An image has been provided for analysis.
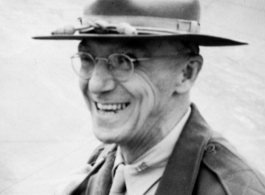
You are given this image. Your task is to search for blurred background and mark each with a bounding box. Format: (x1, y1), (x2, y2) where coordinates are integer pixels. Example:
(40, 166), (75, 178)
(0, 0), (265, 194)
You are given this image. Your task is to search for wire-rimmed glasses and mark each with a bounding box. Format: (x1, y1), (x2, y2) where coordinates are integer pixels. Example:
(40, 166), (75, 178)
(71, 52), (149, 81)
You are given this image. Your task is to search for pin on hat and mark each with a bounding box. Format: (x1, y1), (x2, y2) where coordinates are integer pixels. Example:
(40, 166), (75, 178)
(33, 0), (247, 46)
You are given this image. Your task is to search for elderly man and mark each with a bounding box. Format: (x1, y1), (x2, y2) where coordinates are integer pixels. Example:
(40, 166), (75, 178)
(34, 0), (265, 194)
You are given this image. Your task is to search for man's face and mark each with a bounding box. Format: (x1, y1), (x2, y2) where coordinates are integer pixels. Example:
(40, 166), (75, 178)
(79, 40), (185, 145)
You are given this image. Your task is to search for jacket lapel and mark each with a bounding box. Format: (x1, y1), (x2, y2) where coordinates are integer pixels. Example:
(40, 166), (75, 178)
(155, 104), (212, 195)
(71, 144), (117, 195)
(86, 144), (118, 195)
(85, 150), (116, 195)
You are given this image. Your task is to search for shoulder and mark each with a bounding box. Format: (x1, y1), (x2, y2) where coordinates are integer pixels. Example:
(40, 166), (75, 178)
(197, 135), (265, 195)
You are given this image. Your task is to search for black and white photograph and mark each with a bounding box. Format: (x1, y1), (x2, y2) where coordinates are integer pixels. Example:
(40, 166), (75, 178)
(1, 0), (265, 194)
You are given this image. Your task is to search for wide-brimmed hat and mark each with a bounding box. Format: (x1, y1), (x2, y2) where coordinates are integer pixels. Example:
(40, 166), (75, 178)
(33, 0), (247, 46)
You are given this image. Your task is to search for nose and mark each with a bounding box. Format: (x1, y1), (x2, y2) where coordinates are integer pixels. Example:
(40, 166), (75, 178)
(88, 60), (117, 94)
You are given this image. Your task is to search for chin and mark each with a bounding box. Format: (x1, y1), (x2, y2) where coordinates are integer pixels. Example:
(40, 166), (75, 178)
(93, 124), (120, 144)
(92, 122), (134, 145)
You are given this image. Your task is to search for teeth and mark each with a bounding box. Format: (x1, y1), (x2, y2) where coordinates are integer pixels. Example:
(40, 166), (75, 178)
(96, 103), (129, 112)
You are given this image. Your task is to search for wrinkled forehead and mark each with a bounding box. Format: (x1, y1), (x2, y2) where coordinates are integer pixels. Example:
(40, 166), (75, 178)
(78, 39), (195, 56)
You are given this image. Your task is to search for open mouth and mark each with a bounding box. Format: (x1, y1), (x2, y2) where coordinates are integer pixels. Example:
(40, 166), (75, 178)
(95, 102), (130, 113)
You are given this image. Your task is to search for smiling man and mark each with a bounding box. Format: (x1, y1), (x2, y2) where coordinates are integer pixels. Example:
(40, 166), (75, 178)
(77, 39), (199, 165)
(34, 0), (265, 194)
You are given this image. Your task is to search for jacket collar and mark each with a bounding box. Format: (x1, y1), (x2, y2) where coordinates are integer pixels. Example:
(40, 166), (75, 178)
(155, 103), (212, 195)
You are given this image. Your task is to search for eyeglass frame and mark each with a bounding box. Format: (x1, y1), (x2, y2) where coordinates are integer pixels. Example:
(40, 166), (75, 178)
(71, 51), (190, 81)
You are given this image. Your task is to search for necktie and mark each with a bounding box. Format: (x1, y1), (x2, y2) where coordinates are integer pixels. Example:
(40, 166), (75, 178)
(109, 163), (126, 195)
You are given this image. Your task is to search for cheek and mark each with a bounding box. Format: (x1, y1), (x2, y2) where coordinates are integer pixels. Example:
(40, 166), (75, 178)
(79, 79), (93, 110)
(124, 74), (166, 139)
(129, 72), (158, 116)
(79, 78), (88, 94)
(150, 66), (178, 97)
(130, 71), (155, 99)
(140, 70), (176, 115)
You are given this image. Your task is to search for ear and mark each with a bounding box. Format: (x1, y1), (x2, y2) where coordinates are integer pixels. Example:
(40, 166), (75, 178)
(175, 55), (203, 94)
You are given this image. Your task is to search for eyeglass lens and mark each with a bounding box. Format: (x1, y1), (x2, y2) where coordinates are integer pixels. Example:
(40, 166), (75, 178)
(71, 53), (133, 81)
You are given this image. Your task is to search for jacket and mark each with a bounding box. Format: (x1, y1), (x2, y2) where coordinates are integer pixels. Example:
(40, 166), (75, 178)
(72, 104), (265, 195)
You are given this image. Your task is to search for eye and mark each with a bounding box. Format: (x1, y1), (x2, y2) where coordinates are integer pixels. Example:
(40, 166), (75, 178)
(80, 53), (92, 61)
(109, 54), (131, 71)
(71, 53), (95, 79)
(79, 53), (93, 67)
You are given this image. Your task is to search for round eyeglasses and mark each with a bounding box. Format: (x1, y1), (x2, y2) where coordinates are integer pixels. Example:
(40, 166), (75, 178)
(71, 52), (149, 81)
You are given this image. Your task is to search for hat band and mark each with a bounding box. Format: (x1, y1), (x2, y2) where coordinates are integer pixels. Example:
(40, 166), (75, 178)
(82, 15), (200, 34)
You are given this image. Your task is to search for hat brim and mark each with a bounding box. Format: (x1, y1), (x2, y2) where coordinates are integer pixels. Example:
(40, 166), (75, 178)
(32, 34), (247, 47)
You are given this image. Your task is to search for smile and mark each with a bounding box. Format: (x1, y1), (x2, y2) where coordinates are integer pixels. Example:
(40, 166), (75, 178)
(95, 102), (130, 113)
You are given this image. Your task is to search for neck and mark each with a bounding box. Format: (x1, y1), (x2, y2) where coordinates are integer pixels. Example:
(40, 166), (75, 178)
(119, 95), (190, 164)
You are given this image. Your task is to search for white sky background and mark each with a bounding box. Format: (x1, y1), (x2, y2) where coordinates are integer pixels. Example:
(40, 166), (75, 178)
(0, 0), (265, 194)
